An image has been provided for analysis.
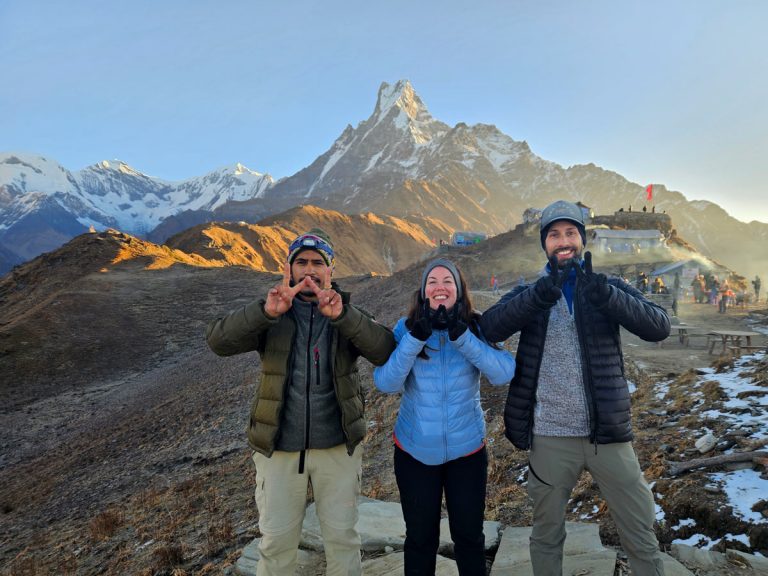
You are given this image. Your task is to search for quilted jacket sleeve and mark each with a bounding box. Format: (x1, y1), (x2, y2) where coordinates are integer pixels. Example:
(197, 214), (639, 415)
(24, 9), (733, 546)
(452, 329), (516, 385)
(331, 304), (396, 366)
(206, 299), (278, 356)
(477, 285), (548, 343)
(373, 319), (424, 393)
(599, 279), (670, 342)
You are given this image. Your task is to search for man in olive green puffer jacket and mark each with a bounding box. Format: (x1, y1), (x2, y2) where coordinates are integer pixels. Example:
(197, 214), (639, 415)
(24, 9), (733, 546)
(206, 228), (394, 576)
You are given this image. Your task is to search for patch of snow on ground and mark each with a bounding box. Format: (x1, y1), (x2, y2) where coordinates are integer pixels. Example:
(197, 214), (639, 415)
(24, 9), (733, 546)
(674, 533), (715, 548)
(672, 518), (697, 530)
(657, 350), (767, 551)
(697, 354), (767, 440)
(709, 468), (768, 524)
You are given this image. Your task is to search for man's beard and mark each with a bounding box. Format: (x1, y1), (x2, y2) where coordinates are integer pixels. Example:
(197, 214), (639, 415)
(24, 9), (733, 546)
(547, 248), (583, 269)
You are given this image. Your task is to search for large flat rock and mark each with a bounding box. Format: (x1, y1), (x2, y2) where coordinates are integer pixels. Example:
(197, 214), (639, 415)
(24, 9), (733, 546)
(301, 496), (501, 553)
(235, 538), (321, 576)
(235, 504), (696, 576)
(672, 544), (768, 574)
(490, 523), (694, 576)
(301, 497), (406, 552)
(362, 551), (458, 575)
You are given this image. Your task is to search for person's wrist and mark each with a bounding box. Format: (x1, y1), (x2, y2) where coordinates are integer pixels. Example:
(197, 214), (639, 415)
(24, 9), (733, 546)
(262, 303), (278, 320)
(330, 305), (346, 322)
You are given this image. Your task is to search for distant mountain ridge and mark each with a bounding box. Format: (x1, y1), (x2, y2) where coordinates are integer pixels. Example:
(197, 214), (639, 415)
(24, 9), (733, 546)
(0, 155), (272, 263)
(2, 80), (767, 278)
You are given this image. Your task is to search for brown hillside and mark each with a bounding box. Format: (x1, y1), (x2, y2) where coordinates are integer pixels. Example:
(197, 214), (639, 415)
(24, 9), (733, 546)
(168, 221), (297, 271)
(0, 230), (217, 409)
(168, 205), (448, 276)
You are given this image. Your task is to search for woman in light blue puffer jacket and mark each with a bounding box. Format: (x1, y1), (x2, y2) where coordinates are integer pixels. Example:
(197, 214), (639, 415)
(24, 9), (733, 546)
(374, 258), (515, 576)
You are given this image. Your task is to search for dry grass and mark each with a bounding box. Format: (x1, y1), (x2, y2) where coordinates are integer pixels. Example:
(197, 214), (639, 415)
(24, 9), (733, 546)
(666, 387), (696, 413)
(679, 414), (700, 429)
(701, 380), (726, 402)
(88, 507), (124, 541)
(5, 547), (78, 576)
(664, 369), (706, 414)
(152, 543), (186, 572)
(205, 516), (234, 558)
(712, 354), (736, 373)
(676, 369), (699, 387)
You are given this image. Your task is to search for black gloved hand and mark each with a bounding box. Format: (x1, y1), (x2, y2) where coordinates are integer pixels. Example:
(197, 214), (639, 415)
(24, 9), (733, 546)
(533, 256), (566, 306)
(447, 302), (468, 341)
(577, 252), (611, 305)
(431, 304), (450, 330)
(410, 298), (433, 341)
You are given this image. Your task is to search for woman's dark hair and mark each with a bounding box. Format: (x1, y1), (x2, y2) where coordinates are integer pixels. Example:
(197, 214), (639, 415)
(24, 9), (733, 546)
(405, 264), (500, 358)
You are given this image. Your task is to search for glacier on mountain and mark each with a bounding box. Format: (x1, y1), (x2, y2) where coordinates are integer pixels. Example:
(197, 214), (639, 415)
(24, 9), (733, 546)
(0, 152), (273, 236)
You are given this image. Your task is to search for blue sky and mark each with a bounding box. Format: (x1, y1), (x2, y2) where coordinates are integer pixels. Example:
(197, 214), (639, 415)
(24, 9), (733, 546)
(1, 1), (766, 223)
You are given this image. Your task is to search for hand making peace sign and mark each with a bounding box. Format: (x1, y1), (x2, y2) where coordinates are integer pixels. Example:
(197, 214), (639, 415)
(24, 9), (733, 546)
(574, 251), (611, 305)
(264, 262), (306, 318)
(532, 255), (569, 306)
(304, 267), (344, 319)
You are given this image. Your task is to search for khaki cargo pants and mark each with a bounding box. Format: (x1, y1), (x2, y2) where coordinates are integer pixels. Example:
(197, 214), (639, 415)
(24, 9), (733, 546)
(528, 436), (665, 576)
(252, 444), (362, 576)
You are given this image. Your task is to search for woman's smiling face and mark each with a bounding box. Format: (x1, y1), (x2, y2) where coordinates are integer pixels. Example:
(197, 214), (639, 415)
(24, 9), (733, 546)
(424, 266), (457, 310)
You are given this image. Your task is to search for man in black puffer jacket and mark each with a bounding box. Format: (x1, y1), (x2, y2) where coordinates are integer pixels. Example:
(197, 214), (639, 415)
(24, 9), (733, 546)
(479, 200), (669, 576)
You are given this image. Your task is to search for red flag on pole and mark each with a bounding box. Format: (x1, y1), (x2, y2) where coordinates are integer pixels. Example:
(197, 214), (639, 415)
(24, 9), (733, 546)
(645, 184), (653, 201)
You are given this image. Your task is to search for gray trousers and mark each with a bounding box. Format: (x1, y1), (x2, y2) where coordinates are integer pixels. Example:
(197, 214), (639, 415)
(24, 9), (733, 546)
(527, 436), (665, 576)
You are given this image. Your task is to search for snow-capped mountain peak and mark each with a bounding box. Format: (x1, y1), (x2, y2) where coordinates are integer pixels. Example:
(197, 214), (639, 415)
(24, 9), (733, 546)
(371, 80), (446, 144)
(0, 152), (73, 197)
(0, 152), (274, 239)
(374, 80), (423, 120)
(233, 162), (262, 176)
(93, 159), (145, 178)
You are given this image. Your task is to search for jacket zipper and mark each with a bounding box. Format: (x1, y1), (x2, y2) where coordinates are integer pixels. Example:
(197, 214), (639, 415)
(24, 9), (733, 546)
(314, 347), (320, 386)
(298, 305), (315, 474)
(304, 305), (315, 450)
(440, 332), (448, 462)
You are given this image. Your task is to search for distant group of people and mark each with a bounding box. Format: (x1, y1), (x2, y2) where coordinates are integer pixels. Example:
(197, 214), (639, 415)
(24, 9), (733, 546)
(617, 204), (665, 214)
(689, 273), (743, 313)
(634, 272), (671, 295)
(207, 200), (672, 576)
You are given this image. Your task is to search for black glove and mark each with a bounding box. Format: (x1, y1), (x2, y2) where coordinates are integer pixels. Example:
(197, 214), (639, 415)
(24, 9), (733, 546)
(577, 252), (611, 305)
(533, 256), (566, 306)
(447, 303), (468, 341)
(431, 304), (450, 330)
(410, 298), (433, 341)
